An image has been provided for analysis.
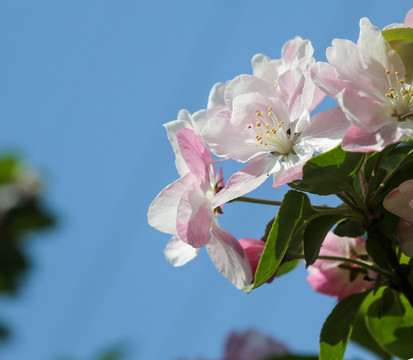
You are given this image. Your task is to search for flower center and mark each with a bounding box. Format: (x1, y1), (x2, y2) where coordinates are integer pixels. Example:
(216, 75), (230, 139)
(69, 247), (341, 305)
(385, 69), (413, 121)
(247, 107), (297, 157)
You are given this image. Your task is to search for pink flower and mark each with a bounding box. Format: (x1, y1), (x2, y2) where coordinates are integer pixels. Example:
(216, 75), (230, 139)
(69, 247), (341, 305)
(311, 17), (413, 152)
(383, 179), (413, 256)
(224, 330), (288, 360)
(203, 73), (348, 207)
(307, 232), (374, 300)
(239, 238), (275, 283)
(148, 128), (252, 289)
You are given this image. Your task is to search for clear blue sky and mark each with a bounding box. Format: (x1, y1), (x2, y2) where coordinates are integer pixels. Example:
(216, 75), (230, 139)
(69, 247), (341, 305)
(0, 1), (411, 359)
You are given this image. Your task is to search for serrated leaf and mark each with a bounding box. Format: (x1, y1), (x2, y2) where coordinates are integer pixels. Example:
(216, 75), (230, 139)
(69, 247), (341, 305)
(320, 291), (371, 359)
(366, 289), (413, 359)
(243, 190), (315, 293)
(304, 214), (345, 266)
(289, 145), (364, 195)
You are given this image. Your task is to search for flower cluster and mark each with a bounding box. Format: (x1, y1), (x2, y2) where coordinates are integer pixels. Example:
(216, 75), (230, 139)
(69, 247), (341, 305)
(149, 8), (413, 359)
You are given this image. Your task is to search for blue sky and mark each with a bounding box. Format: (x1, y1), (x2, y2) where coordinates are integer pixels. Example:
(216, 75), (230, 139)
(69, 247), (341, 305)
(0, 1), (411, 359)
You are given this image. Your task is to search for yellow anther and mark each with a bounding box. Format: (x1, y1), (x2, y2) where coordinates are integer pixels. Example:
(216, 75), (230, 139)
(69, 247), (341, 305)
(398, 80), (404, 84)
(271, 129), (276, 134)
(265, 130), (270, 134)
(259, 141), (263, 144)
(386, 69), (390, 74)
(256, 111), (261, 116)
(256, 135), (262, 140)
(268, 112), (272, 117)
(404, 74), (408, 78)
(386, 93), (392, 97)
(268, 106), (272, 111)
(265, 123), (269, 128)
(256, 121), (261, 127)
(248, 125), (252, 129)
(395, 71), (400, 75)
(390, 87), (395, 91)
(274, 80), (277, 87)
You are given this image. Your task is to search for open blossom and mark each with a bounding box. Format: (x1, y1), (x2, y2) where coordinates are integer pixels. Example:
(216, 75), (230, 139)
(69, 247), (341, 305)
(383, 179), (413, 256)
(311, 16), (413, 152)
(203, 71), (348, 207)
(194, 37), (324, 132)
(148, 127), (252, 289)
(307, 232), (374, 300)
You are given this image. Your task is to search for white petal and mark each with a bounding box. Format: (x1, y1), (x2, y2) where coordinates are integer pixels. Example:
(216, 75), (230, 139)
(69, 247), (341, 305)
(211, 157), (279, 208)
(164, 236), (199, 267)
(147, 173), (195, 234)
(206, 226), (253, 289)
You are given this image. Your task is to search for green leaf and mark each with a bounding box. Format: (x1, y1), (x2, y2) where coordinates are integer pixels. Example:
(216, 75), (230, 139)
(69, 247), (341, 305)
(304, 214), (345, 266)
(275, 259), (301, 277)
(243, 190), (315, 293)
(366, 289), (413, 359)
(333, 219), (365, 237)
(289, 145), (364, 195)
(383, 28), (413, 76)
(351, 291), (392, 360)
(320, 291), (371, 360)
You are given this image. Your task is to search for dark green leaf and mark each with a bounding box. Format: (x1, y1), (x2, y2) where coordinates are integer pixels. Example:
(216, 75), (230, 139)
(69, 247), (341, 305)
(275, 259), (301, 277)
(333, 219), (365, 237)
(0, 156), (18, 185)
(366, 236), (390, 270)
(304, 214), (345, 266)
(366, 289), (413, 359)
(243, 190), (315, 293)
(351, 290), (392, 360)
(320, 290), (370, 359)
(289, 145), (364, 195)
(261, 217), (275, 242)
(378, 287), (396, 318)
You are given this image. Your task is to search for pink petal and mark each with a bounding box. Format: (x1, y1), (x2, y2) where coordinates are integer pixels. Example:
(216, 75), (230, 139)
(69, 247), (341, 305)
(176, 128), (213, 180)
(147, 173), (195, 234)
(224, 74), (275, 105)
(397, 219), (413, 257)
(311, 62), (354, 97)
(405, 8), (413, 28)
(300, 107), (350, 152)
(342, 123), (400, 152)
(273, 160), (305, 188)
(338, 88), (388, 131)
(176, 183), (213, 248)
(384, 181), (413, 223)
(206, 226), (253, 289)
(211, 157), (279, 208)
(164, 236), (199, 267)
(239, 238), (275, 284)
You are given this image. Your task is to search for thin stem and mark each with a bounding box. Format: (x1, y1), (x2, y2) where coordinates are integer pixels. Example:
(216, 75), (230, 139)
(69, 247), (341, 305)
(336, 192), (359, 211)
(347, 185), (370, 216)
(365, 151), (384, 203)
(230, 196), (334, 210)
(288, 252), (394, 278)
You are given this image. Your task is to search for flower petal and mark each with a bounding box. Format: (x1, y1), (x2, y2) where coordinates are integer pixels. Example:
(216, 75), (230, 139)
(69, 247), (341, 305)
(397, 219), (413, 257)
(148, 173), (195, 234)
(176, 128), (213, 180)
(405, 8), (413, 28)
(176, 182), (213, 248)
(300, 107), (350, 152)
(211, 157), (279, 208)
(206, 226), (253, 289)
(164, 236), (200, 267)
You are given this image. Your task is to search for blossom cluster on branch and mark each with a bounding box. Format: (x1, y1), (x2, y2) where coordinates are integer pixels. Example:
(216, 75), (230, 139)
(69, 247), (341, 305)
(149, 8), (413, 359)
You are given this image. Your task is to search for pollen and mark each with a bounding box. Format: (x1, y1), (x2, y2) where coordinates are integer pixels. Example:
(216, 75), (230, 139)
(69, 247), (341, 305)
(256, 121), (261, 127)
(248, 125), (252, 129)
